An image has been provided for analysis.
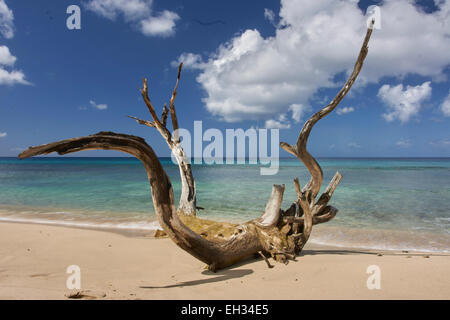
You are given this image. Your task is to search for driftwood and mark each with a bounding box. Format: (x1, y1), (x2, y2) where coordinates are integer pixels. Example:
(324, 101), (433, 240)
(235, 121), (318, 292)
(128, 63), (197, 215)
(19, 23), (374, 271)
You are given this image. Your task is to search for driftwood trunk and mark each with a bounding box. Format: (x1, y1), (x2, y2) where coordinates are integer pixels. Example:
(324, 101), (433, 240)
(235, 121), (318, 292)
(19, 23), (374, 271)
(128, 64), (197, 215)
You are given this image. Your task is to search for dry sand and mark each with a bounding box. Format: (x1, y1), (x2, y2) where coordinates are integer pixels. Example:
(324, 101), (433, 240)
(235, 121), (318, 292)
(0, 222), (449, 300)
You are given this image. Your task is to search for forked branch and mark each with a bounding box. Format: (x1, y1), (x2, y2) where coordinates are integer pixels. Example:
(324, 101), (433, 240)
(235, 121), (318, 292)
(129, 63), (197, 215)
(276, 23), (374, 255)
(281, 23), (374, 201)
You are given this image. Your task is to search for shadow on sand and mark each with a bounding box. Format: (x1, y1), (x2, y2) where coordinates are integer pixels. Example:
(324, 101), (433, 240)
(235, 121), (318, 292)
(140, 268), (253, 289)
(139, 248), (447, 289)
(139, 249), (378, 289)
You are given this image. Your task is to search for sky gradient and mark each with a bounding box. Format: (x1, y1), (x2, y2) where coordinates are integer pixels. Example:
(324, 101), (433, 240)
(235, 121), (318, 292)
(0, 0), (449, 157)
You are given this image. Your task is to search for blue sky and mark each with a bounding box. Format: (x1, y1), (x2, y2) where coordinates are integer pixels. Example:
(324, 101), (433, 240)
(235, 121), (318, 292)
(0, 0), (449, 157)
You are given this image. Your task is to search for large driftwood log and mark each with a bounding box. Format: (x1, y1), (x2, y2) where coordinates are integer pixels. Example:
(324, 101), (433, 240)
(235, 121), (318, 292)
(19, 23), (374, 271)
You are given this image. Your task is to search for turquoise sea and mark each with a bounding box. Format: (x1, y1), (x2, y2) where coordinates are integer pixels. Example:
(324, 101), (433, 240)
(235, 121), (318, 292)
(0, 157), (449, 253)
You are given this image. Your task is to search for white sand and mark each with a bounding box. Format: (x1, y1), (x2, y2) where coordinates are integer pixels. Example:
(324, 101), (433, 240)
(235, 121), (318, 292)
(0, 222), (449, 299)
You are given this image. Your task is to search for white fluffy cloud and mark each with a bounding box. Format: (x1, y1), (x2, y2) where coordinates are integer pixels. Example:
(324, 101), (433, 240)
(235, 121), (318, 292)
(85, 0), (151, 21)
(336, 107), (355, 115)
(0, 132), (7, 138)
(0, 3), (28, 86)
(0, 46), (28, 86)
(85, 0), (179, 37)
(0, 68), (28, 85)
(0, 45), (15, 65)
(0, 0), (14, 39)
(441, 91), (450, 117)
(140, 10), (179, 37)
(176, 0), (450, 123)
(265, 114), (291, 129)
(378, 81), (432, 123)
(90, 100), (108, 110)
(172, 53), (204, 70)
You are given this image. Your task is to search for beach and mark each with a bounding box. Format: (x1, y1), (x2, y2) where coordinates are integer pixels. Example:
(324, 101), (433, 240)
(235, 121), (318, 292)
(2, 0), (450, 303)
(1, 221), (449, 300)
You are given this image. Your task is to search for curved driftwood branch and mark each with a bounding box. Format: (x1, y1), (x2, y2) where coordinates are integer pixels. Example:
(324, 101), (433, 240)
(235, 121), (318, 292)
(276, 24), (374, 257)
(281, 24), (373, 201)
(18, 132), (265, 271)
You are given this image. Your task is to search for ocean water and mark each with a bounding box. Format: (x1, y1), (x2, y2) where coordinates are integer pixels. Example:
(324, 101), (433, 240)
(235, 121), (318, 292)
(0, 157), (449, 253)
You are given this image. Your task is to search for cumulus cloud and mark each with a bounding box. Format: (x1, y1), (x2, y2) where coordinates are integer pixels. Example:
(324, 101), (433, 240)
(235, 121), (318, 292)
(84, 0), (179, 37)
(140, 10), (179, 37)
(0, 45), (15, 65)
(0, 4), (28, 86)
(0, 68), (28, 85)
(336, 106), (355, 115)
(441, 91), (450, 117)
(265, 114), (291, 129)
(0, 46), (29, 85)
(90, 100), (108, 110)
(0, 0), (14, 39)
(378, 81), (432, 123)
(0, 132), (7, 138)
(84, 0), (151, 21)
(175, 0), (450, 123)
(171, 53), (204, 69)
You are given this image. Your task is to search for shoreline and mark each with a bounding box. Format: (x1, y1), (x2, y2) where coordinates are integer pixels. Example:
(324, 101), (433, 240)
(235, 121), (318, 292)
(0, 219), (156, 238)
(2, 219), (449, 255)
(1, 221), (449, 299)
(1, 209), (449, 254)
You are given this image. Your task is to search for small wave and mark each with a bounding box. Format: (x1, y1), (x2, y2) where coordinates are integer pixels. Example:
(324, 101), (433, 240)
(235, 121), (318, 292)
(309, 226), (450, 253)
(0, 215), (162, 231)
(309, 238), (450, 253)
(0, 206), (449, 253)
